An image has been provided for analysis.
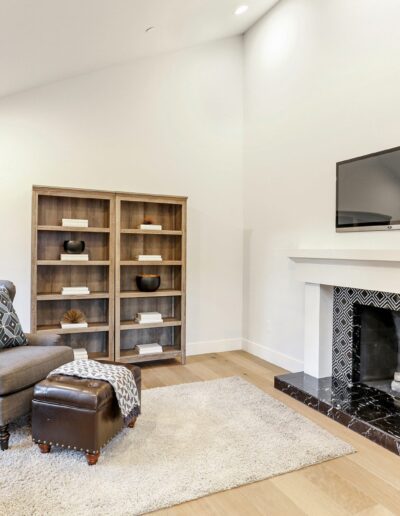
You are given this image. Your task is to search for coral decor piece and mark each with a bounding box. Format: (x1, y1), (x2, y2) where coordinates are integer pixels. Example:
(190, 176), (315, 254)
(61, 309), (87, 325)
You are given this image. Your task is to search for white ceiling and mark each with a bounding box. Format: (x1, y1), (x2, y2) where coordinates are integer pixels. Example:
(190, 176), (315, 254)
(0, 0), (278, 98)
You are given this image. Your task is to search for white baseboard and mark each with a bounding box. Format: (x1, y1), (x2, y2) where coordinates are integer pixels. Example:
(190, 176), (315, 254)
(187, 338), (243, 356)
(186, 337), (303, 372)
(242, 338), (303, 372)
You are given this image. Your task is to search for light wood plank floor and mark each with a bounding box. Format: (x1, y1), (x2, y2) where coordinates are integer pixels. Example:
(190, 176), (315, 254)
(141, 351), (400, 516)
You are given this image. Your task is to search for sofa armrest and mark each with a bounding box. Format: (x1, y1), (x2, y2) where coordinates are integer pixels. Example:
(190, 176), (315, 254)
(26, 333), (63, 347)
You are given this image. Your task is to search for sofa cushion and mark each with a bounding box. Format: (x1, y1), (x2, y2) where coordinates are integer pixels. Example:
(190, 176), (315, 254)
(0, 286), (27, 349)
(0, 345), (74, 396)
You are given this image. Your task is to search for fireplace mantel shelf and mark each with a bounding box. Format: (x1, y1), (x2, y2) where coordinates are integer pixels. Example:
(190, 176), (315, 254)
(288, 249), (400, 293)
(289, 249), (400, 263)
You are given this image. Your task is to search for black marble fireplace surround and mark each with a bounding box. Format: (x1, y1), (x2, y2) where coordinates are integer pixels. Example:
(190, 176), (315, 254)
(275, 287), (400, 455)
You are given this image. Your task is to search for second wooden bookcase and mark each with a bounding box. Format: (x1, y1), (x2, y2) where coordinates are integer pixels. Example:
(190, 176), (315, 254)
(115, 193), (187, 364)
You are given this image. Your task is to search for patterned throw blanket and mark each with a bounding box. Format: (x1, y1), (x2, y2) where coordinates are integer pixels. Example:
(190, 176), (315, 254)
(48, 360), (140, 424)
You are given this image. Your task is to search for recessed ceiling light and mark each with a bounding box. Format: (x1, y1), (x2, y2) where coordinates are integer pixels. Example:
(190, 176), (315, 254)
(234, 5), (249, 15)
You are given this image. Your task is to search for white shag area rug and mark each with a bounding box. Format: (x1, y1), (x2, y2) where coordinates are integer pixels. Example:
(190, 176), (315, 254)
(0, 377), (354, 516)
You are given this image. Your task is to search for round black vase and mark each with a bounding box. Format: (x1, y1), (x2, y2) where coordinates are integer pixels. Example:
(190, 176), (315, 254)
(136, 275), (161, 292)
(63, 240), (85, 254)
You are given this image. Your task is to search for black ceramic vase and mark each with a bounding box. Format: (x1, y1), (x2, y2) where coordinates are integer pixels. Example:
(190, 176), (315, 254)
(136, 274), (161, 292)
(63, 240), (85, 254)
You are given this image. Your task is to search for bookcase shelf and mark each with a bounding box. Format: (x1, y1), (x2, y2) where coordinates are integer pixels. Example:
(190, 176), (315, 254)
(37, 292), (110, 301)
(37, 260), (111, 266)
(38, 225), (110, 233)
(120, 318), (182, 331)
(118, 347), (181, 363)
(119, 289), (182, 299)
(120, 260), (182, 266)
(120, 229), (182, 236)
(37, 323), (110, 335)
(32, 187), (186, 364)
(32, 186), (115, 361)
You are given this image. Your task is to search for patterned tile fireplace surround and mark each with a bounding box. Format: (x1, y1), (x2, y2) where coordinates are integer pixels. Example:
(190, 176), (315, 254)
(276, 252), (400, 455)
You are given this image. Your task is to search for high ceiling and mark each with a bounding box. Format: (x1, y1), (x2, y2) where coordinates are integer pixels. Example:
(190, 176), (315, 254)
(0, 0), (278, 98)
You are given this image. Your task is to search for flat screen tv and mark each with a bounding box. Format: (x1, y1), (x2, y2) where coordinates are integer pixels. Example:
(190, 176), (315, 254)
(336, 145), (400, 232)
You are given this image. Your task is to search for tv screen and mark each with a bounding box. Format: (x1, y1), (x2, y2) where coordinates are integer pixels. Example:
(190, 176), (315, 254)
(336, 146), (400, 232)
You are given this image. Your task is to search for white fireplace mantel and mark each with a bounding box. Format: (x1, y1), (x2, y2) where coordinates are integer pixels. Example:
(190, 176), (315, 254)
(289, 249), (400, 294)
(288, 249), (400, 379)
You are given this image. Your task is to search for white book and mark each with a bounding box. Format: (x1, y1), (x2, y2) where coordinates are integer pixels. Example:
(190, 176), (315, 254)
(61, 292), (90, 296)
(61, 290), (90, 294)
(135, 318), (163, 325)
(136, 343), (163, 355)
(139, 224), (162, 231)
(61, 288), (89, 291)
(61, 288), (90, 295)
(62, 218), (89, 227)
(136, 312), (163, 324)
(136, 255), (162, 261)
(60, 322), (88, 329)
(61, 287), (89, 294)
(62, 223), (89, 228)
(60, 254), (89, 261)
(73, 348), (88, 360)
(136, 312), (163, 320)
(62, 285), (89, 290)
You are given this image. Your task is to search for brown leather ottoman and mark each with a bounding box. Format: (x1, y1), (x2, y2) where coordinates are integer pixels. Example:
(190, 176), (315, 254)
(31, 362), (141, 465)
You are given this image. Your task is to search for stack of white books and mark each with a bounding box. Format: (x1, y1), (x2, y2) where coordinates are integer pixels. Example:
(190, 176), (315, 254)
(61, 286), (90, 296)
(60, 254), (89, 261)
(136, 343), (163, 355)
(136, 254), (162, 262)
(73, 348), (89, 360)
(61, 321), (89, 329)
(135, 312), (163, 324)
(62, 218), (89, 228)
(138, 223), (162, 231)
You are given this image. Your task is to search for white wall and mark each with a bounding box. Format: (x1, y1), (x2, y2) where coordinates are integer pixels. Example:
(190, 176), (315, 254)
(0, 37), (244, 352)
(243, 0), (400, 370)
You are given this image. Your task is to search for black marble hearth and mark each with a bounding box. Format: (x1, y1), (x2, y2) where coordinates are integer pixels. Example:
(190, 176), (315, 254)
(274, 372), (400, 456)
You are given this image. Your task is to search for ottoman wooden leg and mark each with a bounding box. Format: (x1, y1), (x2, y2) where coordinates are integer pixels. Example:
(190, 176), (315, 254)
(86, 452), (100, 466)
(128, 417), (137, 428)
(0, 425), (10, 451)
(38, 443), (51, 454)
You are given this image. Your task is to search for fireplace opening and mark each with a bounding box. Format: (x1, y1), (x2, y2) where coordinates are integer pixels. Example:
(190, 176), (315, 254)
(353, 304), (400, 396)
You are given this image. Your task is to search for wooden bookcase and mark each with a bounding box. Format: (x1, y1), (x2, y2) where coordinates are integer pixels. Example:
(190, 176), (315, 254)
(115, 193), (187, 364)
(31, 187), (187, 364)
(31, 186), (115, 361)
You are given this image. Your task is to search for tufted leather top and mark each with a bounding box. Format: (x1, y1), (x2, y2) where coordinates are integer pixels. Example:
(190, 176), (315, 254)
(33, 362), (141, 411)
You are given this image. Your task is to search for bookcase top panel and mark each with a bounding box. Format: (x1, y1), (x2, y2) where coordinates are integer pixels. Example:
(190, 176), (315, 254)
(33, 185), (187, 203)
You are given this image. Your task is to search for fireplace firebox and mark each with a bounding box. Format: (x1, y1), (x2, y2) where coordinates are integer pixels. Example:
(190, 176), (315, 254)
(353, 304), (400, 393)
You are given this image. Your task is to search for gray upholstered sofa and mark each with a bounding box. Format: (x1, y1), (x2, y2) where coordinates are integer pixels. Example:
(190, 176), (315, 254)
(0, 280), (73, 450)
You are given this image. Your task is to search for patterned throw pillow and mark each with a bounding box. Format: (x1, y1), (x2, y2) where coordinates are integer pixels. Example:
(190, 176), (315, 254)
(0, 286), (27, 349)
